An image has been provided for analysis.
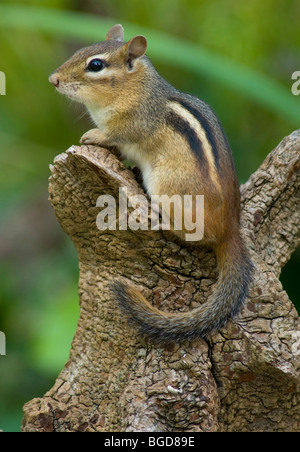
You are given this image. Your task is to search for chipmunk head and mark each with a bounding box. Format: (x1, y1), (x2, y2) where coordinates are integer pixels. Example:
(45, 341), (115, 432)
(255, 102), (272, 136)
(49, 25), (148, 110)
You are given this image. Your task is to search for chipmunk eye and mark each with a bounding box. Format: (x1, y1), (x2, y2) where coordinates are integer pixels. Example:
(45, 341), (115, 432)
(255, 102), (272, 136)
(86, 59), (105, 72)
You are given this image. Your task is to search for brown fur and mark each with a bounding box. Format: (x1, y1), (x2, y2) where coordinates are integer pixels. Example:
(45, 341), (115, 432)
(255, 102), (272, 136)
(49, 25), (253, 341)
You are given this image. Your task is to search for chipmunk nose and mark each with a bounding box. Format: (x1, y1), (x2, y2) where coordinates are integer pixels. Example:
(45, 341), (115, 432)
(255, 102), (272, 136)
(49, 73), (60, 88)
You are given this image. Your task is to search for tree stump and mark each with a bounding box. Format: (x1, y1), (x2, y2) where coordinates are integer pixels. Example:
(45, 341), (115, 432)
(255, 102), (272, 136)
(22, 130), (300, 432)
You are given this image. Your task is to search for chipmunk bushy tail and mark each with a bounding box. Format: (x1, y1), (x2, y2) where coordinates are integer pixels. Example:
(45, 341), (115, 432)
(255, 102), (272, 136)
(111, 237), (253, 341)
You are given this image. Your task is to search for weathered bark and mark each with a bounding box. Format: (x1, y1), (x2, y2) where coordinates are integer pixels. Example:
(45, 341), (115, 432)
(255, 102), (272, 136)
(22, 130), (300, 432)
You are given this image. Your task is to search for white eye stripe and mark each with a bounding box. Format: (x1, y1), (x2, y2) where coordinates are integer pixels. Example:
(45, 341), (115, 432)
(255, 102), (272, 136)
(85, 67), (119, 78)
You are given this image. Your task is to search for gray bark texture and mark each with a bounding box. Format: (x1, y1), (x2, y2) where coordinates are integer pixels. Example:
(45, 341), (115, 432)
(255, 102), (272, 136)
(22, 129), (300, 432)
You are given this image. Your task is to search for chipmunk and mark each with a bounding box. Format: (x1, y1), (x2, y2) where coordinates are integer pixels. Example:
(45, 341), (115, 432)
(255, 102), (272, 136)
(49, 24), (253, 341)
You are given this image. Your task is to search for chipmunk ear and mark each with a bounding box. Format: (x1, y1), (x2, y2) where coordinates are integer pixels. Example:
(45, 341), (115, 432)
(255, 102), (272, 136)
(105, 24), (124, 42)
(125, 36), (147, 69)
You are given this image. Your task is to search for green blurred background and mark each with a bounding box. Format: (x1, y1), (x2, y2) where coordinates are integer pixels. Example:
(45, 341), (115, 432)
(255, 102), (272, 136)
(0, 0), (299, 432)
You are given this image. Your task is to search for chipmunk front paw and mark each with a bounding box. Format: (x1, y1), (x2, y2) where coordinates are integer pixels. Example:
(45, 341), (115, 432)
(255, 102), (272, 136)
(80, 128), (109, 147)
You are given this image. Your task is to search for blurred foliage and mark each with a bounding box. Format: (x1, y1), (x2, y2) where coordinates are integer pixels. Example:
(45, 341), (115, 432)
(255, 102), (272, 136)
(0, 0), (299, 432)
